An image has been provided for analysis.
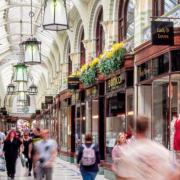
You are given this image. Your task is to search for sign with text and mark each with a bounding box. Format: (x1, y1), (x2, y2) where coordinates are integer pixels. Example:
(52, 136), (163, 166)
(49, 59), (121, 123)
(151, 21), (174, 45)
(106, 74), (125, 93)
(45, 96), (53, 104)
(68, 77), (79, 90)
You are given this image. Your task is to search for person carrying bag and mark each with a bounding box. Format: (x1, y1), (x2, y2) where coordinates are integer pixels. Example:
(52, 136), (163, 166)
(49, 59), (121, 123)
(77, 133), (100, 180)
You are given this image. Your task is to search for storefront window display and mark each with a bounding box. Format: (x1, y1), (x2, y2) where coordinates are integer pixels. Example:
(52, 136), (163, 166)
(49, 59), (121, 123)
(105, 71), (134, 162)
(60, 100), (71, 151)
(137, 50), (180, 149)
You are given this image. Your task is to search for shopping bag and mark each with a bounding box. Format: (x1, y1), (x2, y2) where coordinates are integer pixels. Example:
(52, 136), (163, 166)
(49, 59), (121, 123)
(0, 156), (6, 171)
(20, 153), (27, 167)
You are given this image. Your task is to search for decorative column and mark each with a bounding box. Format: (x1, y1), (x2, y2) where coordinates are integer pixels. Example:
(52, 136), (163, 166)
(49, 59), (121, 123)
(83, 39), (96, 62)
(70, 52), (81, 72)
(101, 20), (114, 49)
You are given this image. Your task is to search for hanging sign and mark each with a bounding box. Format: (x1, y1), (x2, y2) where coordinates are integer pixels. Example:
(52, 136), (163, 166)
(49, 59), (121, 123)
(68, 77), (79, 90)
(45, 96), (53, 104)
(151, 21), (174, 45)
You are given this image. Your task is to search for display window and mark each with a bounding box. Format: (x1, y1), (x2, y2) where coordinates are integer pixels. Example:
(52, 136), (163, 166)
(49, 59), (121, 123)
(105, 70), (134, 162)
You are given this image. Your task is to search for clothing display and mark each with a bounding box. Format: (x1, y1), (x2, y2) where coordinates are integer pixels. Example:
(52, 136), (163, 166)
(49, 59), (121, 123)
(173, 118), (180, 151)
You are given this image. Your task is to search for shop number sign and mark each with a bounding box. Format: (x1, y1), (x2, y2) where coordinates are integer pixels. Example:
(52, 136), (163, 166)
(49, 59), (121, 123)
(151, 21), (174, 45)
(106, 74), (125, 93)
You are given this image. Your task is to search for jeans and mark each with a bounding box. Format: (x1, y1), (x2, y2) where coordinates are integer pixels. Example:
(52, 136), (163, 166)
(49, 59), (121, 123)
(81, 171), (97, 180)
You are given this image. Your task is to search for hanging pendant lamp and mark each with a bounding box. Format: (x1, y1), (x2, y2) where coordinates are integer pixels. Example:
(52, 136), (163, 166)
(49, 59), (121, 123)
(28, 84), (38, 95)
(14, 63), (28, 82)
(7, 83), (16, 95)
(22, 0), (41, 65)
(22, 37), (41, 65)
(16, 81), (28, 92)
(43, 0), (68, 31)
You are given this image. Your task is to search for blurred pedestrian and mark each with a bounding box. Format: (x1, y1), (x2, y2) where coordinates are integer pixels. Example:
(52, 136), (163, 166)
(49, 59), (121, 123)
(116, 116), (180, 180)
(112, 132), (126, 180)
(3, 130), (22, 179)
(22, 130), (32, 176)
(34, 129), (57, 180)
(29, 127), (42, 178)
(77, 133), (100, 180)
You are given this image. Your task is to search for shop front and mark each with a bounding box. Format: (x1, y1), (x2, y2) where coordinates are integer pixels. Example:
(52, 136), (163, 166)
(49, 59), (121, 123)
(105, 68), (134, 162)
(136, 28), (180, 149)
(58, 91), (72, 157)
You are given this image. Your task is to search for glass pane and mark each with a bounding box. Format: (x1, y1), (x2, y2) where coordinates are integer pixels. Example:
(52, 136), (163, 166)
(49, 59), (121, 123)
(137, 61), (151, 82)
(152, 53), (169, 76)
(92, 99), (99, 144)
(126, 0), (135, 38)
(170, 74), (180, 150)
(152, 76), (170, 148)
(164, 0), (178, 13)
(171, 50), (180, 71)
(106, 92), (126, 162)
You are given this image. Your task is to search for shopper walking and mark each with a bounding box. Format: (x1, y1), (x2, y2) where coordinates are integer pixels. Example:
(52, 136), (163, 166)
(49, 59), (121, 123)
(112, 132), (126, 180)
(116, 116), (180, 180)
(3, 130), (22, 179)
(77, 133), (100, 180)
(34, 129), (57, 180)
(22, 130), (32, 176)
(29, 127), (42, 178)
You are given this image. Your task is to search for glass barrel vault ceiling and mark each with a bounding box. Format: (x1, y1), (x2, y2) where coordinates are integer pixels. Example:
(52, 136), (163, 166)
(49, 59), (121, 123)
(0, 0), (73, 93)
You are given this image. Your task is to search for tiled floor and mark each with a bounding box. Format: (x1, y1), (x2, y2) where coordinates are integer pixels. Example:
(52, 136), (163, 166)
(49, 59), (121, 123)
(0, 158), (108, 180)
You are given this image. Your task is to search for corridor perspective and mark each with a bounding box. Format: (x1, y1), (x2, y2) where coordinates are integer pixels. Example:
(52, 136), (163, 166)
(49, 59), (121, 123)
(0, 0), (180, 180)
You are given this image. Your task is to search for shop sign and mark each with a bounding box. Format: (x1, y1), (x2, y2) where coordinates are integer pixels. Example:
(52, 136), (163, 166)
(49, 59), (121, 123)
(106, 74), (125, 93)
(68, 77), (79, 90)
(151, 21), (174, 45)
(45, 96), (53, 104)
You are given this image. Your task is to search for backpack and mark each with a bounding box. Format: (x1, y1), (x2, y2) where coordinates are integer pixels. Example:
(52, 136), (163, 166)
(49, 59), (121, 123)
(81, 144), (96, 166)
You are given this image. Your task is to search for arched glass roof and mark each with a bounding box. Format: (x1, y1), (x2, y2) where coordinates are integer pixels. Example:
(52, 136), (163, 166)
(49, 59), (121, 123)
(0, 0), (73, 93)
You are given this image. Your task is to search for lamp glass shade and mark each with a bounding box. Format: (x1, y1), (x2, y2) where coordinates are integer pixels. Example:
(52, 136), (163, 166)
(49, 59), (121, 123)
(43, 0), (68, 31)
(7, 83), (15, 95)
(17, 92), (28, 102)
(14, 63), (28, 82)
(23, 38), (41, 65)
(16, 82), (28, 92)
(28, 84), (38, 95)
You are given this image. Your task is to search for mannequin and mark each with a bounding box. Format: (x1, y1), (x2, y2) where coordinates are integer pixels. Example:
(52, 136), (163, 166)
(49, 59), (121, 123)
(173, 114), (180, 151)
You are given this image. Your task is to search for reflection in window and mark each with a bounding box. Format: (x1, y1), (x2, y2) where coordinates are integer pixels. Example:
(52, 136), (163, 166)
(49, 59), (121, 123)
(126, 0), (135, 38)
(152, 53), (169, 76)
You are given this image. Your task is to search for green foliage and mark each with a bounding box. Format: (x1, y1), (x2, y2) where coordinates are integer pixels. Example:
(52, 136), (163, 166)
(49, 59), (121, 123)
(99, 48), (126, 75)
(80, 67), (97, 86)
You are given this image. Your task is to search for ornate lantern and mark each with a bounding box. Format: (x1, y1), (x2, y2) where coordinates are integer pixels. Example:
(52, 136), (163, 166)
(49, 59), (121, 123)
(22, 37), (41, 65)
(7, 83), (16, 95)
(28, 84), (38, 95)
(14, 63), (28, 82)
(43, 0), (68, 31)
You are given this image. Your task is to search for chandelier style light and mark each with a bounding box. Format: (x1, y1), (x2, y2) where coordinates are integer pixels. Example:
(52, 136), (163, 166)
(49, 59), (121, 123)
(14, 63), (28, 82)
(43, 0), (68, 31)
(22, 0), (41, 65)
(7, 83), (16, 95)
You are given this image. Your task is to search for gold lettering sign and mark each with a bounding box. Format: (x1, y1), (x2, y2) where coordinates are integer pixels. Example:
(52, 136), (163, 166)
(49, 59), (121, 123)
(106, 74), (125, 92)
